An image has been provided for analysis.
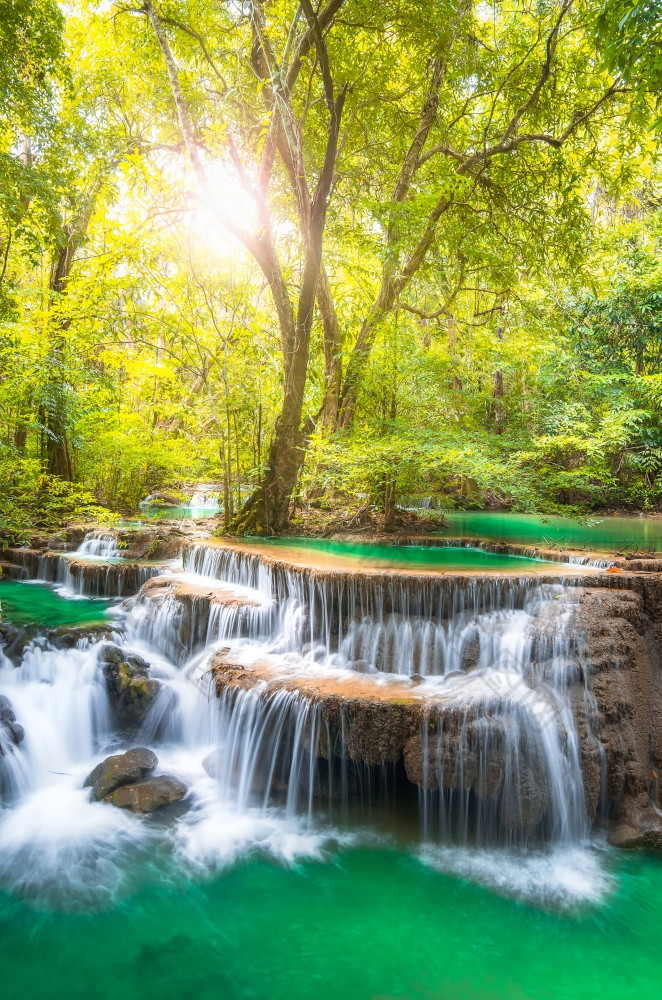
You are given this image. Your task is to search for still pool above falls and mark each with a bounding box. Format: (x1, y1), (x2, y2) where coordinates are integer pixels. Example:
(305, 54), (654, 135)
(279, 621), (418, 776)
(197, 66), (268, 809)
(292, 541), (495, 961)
(1, 529), (662, 999)
(238, 535), (575, 572)
(437, 509), (662, 552)
(0, 578), (112, 628)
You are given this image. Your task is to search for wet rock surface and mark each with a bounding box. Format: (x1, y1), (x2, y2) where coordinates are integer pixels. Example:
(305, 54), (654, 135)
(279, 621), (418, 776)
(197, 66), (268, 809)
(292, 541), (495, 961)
(107, 774), (187, 813)
(608, 808), (662, 849)
(46, 624), (114, 649)
(100, 643), (160, 732)
(0, 622), (30, 663)
(0, 695), (25, 754)
(566, 588), (662, 823)
(84, 747), (158, 801)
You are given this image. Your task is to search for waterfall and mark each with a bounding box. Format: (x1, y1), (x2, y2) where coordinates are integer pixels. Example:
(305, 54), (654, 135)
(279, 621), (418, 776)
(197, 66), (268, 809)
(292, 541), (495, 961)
(11, 530), (172, 598)
(0, 640), (112, 801)
(76, 531), (120, 559)
(0, 535), (605, 910)
(189, 490), (220, 510)
(121, 542), (596, 846)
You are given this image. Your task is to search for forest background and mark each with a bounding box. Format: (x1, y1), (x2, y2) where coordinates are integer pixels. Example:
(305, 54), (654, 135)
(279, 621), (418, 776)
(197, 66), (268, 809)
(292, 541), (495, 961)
(1, 0), (661, 540)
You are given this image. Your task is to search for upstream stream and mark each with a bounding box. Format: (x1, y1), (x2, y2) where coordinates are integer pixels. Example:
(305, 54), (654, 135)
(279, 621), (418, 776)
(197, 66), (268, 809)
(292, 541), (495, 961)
(0, 531), (661, 998)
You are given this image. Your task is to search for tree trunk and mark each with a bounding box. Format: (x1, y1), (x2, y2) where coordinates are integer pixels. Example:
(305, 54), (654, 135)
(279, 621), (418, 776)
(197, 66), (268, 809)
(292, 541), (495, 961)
(146, 0), (345, 534)
(317, 265), (343, 428)
(232, 408), (306, 534)
(45, 242), (75, 480)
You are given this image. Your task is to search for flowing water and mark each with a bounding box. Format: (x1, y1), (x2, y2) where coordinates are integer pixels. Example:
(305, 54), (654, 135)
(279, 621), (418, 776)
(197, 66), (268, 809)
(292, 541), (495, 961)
(0, 534), (659, 998)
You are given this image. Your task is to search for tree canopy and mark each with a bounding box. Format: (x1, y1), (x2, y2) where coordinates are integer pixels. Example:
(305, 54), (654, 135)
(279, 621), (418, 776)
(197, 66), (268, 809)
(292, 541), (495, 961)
(1, 0), (661, 540)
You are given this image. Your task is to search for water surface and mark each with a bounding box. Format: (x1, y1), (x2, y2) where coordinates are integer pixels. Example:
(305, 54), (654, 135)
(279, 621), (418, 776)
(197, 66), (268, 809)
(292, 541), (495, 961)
(251, 536), (565, 572)
(438, 511), (662, 553)
(0, 847), (659, 1000)
(0, 579), (111, 628)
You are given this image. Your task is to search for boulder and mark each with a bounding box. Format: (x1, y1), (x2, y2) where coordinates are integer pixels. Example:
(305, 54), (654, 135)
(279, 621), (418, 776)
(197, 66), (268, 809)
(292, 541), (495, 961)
(46, 624), (114, 650)
(106, 774), (187, 813)
(0, 623), (30, 663)
(84, 747), (158, 801)
(608, 809), (662, 850)
(100, 644), (160, 732)
(202, 749), (223, 780)
(0, 695), (16, 723)
(0, 695), (25, 755)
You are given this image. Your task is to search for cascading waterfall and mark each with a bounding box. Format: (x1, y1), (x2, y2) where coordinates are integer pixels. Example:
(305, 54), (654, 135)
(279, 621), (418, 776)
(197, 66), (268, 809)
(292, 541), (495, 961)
(123, 542), (596, 846)
(11, 530), (171, 598)
(0, 641), (112, 800)
(189, 490), (220, 510)
(42, 554), (162, 598)
(76, 531), (120, 559)
(0, 532), (607, 909)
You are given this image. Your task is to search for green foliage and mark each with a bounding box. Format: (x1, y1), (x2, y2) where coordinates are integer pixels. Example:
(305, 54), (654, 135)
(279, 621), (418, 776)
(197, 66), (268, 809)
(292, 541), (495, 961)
(0, 1), (661, 539)
(599, 2), (662, 96)
(0, 0), (66, 132)
(0, 458), (116, 545)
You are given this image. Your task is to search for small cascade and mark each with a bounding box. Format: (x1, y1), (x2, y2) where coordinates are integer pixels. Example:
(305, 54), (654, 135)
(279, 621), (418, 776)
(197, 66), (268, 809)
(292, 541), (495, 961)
(0, 640), (112, 801)
(189, 489), (220, 510)
(31, 551), (164, 598)
(7, 531), (173, 599)
(76, 531), (120, 559)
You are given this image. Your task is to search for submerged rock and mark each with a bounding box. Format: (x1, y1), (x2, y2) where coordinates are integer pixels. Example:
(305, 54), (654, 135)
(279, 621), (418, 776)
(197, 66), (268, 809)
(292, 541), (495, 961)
(100, 644), (160, 732)
(84, 747), (158, 801)
(106, 774), (188, 813)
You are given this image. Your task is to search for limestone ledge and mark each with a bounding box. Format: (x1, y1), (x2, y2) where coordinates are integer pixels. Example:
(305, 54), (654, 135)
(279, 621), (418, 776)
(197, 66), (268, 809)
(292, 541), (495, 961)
(139, 574), (264, 607)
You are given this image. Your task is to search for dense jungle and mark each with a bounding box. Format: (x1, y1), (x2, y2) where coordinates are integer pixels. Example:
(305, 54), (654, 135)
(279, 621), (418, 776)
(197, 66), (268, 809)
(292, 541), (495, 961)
(1, 0), (662, 539)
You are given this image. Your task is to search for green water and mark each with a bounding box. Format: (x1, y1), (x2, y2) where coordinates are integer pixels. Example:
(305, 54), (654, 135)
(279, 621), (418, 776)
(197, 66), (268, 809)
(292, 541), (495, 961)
(438, 511), (662, 553)
(253, 536), (560, 572)
(0, 579), (111, 628)
(0, 847), (659, 1000)
(138, 506), (219, 521)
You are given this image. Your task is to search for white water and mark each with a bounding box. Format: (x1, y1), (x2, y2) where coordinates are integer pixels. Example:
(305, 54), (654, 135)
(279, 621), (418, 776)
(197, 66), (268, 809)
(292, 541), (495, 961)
(189, 489), (220, 510)
(128, 543), (596, 847)
(15, 532), (170, 598)
(76, 531), (120, 559)
(0, 531), (610, 910)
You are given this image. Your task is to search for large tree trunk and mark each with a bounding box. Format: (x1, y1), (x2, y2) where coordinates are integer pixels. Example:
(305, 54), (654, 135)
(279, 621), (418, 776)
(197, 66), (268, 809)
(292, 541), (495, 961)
(233, 409), (306, 534)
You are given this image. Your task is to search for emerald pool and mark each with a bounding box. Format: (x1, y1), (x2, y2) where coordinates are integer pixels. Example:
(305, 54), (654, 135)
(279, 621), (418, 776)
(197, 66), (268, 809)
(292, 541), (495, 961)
(437, 511), (662, 553)
(250, 536), (561, 572)
(0, 579), (112, 628)
(0, 846), (659, 1000)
